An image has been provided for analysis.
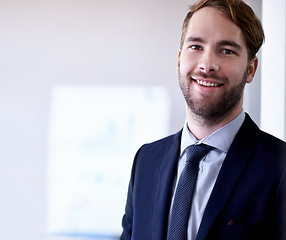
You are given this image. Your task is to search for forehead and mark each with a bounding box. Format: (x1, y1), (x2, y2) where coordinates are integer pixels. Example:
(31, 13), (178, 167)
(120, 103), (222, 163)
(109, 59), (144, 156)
(185, 7), (247, 49)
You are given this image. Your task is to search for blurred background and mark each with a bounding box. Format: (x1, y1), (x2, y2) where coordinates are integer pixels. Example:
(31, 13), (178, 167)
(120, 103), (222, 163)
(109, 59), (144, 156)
(0, 0), (285, 239)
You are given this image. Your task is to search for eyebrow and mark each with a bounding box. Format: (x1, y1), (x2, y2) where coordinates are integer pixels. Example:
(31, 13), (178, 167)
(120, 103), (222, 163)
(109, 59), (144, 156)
(185, 37), (242, 51)
(186, 36), (205, 43)
(218, 40), (242, 51)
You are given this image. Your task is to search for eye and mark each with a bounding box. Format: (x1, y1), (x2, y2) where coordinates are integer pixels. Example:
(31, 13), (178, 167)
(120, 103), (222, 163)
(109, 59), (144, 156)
(190, 45), (202, 51)
(221, 49), (236, 55)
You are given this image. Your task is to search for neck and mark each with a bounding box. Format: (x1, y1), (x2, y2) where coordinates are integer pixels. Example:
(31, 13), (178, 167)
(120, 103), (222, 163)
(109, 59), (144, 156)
(186, 104), (243, 140)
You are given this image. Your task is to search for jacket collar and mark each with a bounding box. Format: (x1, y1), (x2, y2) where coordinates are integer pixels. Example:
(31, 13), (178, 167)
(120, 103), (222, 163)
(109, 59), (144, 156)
(196, 113), (260, 240)
(151, 130), (182, 240)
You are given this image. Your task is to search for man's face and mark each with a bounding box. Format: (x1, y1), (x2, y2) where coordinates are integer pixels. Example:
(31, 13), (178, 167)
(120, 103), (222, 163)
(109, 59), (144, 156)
(178, 7), (257, 125)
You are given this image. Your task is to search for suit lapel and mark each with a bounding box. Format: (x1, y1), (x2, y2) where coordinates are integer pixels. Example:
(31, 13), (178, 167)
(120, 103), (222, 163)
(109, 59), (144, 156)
(152, 131), (182, 240)
(196, 114), (259, 240)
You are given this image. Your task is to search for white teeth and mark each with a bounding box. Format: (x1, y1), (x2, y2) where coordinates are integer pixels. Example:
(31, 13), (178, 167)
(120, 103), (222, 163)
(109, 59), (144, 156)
(197, 80), (218, 87)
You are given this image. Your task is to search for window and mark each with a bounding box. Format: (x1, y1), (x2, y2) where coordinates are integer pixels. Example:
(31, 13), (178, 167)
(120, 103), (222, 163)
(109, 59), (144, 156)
(46, 86), (170, 239)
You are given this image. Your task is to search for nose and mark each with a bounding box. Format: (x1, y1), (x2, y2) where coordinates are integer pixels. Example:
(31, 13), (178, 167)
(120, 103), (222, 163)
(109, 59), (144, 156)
(198, 50), (219, 73)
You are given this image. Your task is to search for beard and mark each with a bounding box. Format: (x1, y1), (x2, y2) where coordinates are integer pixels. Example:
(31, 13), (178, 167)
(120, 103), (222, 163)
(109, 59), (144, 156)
(179, 68), (248, 126)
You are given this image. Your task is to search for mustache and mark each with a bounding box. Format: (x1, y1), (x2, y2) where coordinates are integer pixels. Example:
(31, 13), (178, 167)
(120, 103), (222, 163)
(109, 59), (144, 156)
(189, 72), (228, 83)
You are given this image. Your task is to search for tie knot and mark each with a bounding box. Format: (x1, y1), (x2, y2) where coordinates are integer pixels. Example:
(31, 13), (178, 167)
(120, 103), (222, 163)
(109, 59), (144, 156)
(186, 144), (214, 163)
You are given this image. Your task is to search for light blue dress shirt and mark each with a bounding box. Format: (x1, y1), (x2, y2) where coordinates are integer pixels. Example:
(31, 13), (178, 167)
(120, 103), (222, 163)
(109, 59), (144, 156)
(171, 110), (245, 240)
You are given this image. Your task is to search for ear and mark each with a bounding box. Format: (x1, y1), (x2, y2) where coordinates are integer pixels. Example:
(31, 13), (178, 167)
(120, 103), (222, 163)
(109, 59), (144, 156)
(246, 56), (258, 83)
(176, 49), (182, 74)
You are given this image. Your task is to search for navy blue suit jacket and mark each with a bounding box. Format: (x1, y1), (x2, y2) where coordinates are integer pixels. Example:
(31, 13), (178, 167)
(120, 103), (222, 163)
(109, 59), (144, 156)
(121, 114), (286, 240)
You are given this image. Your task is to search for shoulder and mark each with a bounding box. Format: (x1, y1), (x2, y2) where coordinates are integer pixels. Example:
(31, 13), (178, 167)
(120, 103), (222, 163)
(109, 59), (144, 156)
(142, 130), (181, 149)
(134, 130), (182, 159)
(239, 113), (286, 147)
(238, 113), (286, 165)
(256, 130), (286, 168)
(130, 130), (182, 172)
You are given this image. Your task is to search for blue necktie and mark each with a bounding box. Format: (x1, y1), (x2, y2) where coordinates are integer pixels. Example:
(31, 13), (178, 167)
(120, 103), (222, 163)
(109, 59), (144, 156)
(167, 144), (213, 240)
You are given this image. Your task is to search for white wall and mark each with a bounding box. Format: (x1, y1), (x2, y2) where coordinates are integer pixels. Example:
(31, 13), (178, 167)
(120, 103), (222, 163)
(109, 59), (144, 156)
(243, 0), (263, 126)
(261, 0), (286, 141)
(0, 1), (191, 240)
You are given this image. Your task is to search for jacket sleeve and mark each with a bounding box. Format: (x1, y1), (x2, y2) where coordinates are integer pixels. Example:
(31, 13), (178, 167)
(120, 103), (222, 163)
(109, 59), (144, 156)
(120, 145), (142, 240)
(276, 168), (286, 240)
(120, 178), (134, 240)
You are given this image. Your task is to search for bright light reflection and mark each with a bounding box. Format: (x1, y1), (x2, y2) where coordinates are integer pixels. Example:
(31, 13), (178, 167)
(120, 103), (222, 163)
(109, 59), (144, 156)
(46, 86), (170, 238)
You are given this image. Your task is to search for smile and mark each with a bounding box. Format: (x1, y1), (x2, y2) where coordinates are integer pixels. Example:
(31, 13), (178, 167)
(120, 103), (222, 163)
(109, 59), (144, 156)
(196, 79), (219, 87)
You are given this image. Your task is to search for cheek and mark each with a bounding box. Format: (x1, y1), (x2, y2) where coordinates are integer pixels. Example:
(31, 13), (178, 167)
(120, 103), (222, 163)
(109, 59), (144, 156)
(179, 54), (197, 73)
(222, 61), (248, 81)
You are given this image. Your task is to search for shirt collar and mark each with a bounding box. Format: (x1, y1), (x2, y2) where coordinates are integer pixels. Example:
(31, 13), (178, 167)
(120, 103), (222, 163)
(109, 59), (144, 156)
(180, 110), (245, 155)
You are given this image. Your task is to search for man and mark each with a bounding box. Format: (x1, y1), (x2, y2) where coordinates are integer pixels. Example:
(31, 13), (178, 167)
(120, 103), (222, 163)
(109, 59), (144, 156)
(120, 0), (286, 239)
